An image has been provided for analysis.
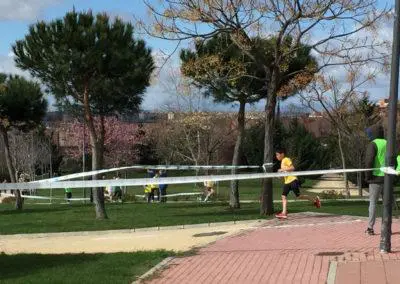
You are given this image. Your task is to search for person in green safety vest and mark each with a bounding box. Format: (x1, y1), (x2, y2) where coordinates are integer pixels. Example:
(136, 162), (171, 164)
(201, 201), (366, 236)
(65, 188), (72, 204)
(397, 155), (400, 172)
(365, 124), (386, 235)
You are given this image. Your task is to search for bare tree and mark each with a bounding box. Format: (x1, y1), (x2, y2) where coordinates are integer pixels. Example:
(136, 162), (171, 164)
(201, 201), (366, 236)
(148, 112), (235, 168)
(9, 131), (51, 181)
(300, 67), (379, 197)
(139, 0), (390, 214)
(160, 65), (208, 112)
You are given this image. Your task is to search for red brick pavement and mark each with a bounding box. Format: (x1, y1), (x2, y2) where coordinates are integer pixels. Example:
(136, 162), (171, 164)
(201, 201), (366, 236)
(147, 213), (400, 284)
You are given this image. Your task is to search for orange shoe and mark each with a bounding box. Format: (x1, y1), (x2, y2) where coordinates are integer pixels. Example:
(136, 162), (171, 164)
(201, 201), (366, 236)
(314, 196), (321, 208)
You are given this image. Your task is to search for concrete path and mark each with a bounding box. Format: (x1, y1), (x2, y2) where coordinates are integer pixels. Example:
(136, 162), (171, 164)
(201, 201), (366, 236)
(0, 220), (263, 254)
(308, 174), (369, 196)
(145, 212), (400, 284)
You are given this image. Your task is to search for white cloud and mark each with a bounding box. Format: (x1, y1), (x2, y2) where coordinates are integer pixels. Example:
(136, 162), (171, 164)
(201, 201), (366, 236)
(0, 0), (61, 21)
(0, 54), (27, 76)
(0, 53), (58, 110)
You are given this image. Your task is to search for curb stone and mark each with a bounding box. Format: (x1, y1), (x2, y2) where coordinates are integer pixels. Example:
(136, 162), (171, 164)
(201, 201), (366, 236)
(0, 219), (264, 239)
(132, 257), (175, 284)
(327, 261), (338, 284)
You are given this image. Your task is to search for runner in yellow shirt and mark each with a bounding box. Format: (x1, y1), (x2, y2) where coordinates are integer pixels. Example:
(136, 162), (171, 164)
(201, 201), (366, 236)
(275, 148), (321, 219)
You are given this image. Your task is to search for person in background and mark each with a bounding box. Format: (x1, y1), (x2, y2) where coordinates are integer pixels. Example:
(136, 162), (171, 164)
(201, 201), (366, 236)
(364, 124), (386, 235)
(65, 187), (72, 204)
(203, 180), (215, 202)
(102, 175), (112, 202)
(158, 169), (168, 203)
(144, 169), (159, 203)
(113, 175), (123, 203)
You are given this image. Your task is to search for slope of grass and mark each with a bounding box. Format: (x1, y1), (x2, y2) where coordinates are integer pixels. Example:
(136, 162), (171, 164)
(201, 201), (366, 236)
(0, 251), (174, 284)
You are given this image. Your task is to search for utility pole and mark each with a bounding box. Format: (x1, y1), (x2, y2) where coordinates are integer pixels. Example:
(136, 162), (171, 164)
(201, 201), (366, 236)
(380, 0), (400, 253)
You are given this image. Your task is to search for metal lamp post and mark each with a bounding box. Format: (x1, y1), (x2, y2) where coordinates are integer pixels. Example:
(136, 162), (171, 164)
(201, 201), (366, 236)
(380, 0), (400, 253)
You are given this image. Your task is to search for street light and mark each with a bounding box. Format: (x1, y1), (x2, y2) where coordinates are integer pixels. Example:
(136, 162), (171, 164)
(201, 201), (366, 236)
(380, 0), (400, 253)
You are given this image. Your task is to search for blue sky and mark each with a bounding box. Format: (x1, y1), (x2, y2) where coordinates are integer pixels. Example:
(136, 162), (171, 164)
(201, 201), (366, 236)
(0, 0), (200, 111)
(0, 0), (179, 54)
(0, 1), (393, 112)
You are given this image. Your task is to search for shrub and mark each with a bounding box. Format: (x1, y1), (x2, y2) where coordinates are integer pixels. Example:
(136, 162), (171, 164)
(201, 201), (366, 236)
(319, 190), (345, 200)
(0, 196), (16, 204)
(122, 193), (137, 203)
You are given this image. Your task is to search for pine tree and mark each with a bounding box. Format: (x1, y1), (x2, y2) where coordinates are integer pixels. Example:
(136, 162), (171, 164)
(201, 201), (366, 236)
(0, 74), (47, 210)
(13, 10), (154, 218)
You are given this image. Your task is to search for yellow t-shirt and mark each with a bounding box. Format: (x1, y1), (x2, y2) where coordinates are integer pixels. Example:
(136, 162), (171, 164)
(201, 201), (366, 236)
(281, 157), (297, 184)
(204, 181), (214, 187)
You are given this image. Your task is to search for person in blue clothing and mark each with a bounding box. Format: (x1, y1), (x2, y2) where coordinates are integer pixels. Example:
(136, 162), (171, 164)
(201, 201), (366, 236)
(158, 169), (168, 203)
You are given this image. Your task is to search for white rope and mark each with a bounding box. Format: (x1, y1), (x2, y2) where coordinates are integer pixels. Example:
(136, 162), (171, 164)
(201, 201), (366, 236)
(382, 167), (399, 175)
(135, 192), (203, 199)
(31, 164), (264, 183)
(0, 193), (90, 201)
(0, 167), (379, 190)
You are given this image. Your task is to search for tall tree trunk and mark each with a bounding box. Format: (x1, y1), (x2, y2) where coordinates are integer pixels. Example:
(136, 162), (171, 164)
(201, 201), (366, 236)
(358, 152), (363, 197)
(337, 129), (350, 198)
(230, 101), (246, 209)
(196, 130), (201, 175)
(83, 89), (107, 219)
(261, 81), (277, 215)
(0, 126), (22, 210)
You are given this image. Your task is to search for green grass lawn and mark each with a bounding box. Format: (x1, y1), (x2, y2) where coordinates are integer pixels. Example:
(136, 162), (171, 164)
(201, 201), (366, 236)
(0, 250), (174, 284)
(1, 200), (398, 235)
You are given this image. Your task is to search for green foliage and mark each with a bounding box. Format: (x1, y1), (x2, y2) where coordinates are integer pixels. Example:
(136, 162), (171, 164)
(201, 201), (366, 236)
(283, 120), (329, 171)
(180, 33), (317, 104)
(13, 10), (154, 116)
(356, 96), (379, 126)
(319, 190), (345, 200)
(180, 33), (264, 104)
(122, 193), (137, 203)
(133, 124), (158, 165)
(0, 74), (47, 131)
(244, 118), (331, 171)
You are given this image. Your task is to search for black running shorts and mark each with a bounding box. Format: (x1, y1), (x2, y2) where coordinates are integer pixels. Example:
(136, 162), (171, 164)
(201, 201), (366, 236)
(282, 179), (300, 197)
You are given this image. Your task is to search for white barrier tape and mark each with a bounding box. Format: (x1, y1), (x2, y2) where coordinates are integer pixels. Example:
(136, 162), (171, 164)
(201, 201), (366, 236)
(382, 167), (400, 175)
(0, 193), (90, 201)
(135, 192), (203, 199)
(0, 167), (376, 190)
(32, 164), (264, 183)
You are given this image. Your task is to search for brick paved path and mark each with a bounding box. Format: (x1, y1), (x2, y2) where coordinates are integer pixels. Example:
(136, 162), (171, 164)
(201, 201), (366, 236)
(147, 213), (400, 284)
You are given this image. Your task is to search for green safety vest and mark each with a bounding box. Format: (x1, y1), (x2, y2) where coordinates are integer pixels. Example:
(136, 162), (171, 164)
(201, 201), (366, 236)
(65, 188), (72, 193)
(397, 155), (400, 171)
(372, 139), (386, 176)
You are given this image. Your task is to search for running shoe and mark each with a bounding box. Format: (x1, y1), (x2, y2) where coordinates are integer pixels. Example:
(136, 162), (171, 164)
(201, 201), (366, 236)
(365, 228), (374, 235)
(314, 196), (321, 208)
(275, 212), (288, 219)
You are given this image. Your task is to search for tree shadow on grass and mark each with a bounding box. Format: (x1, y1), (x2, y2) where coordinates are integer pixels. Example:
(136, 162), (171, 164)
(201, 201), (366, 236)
(0, 253), (100, 282)
(173, 209), (259, 218)
(0, 207), (70, 215)
(144, 203), (229, 210)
